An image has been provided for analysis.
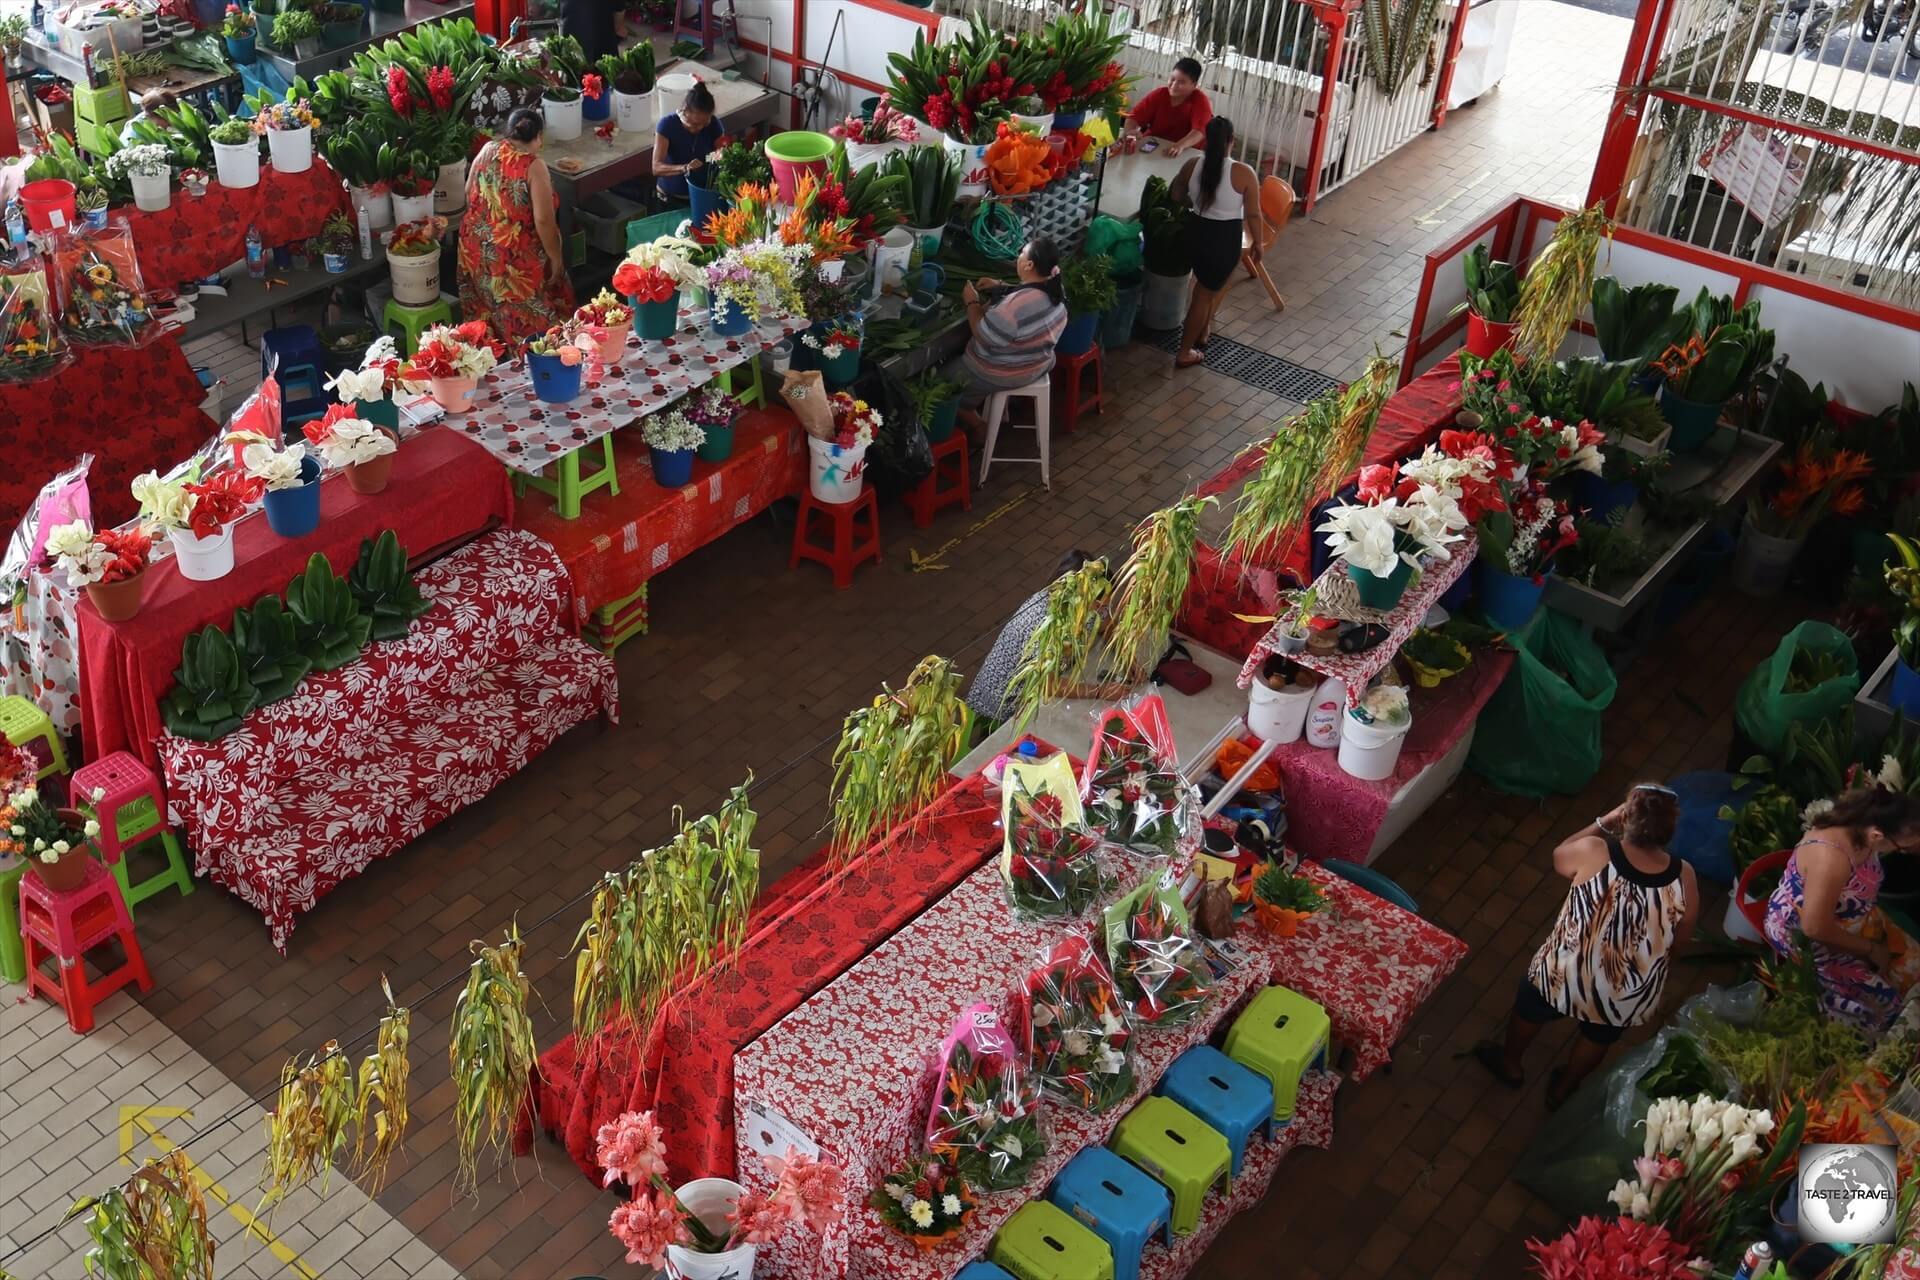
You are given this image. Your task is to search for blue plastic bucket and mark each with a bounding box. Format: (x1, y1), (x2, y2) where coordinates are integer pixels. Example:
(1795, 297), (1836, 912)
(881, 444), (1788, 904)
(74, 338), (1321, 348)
(1056, 311), (1100, 357)
(262, 456), (322, 538)
(1659, 385), (1725, 451)
(528, 350), (584, 403)
(1568, 471), (1638, 522)
(710, 298), (751, 336)
(582, 90), (610, 121)
(650, 446), (695, 487)
(1479, 563), (1547, 631)
(687, 176), (729, 229)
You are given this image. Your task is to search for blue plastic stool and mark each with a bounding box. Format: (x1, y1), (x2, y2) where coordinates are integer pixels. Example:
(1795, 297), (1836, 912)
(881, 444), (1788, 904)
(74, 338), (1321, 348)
(957, 1266), (1020, 1280)
(1048, 1147), (1171, 1280)
(1321, 858), (1420, 914)
(278, 361), (330, 429)
(260, 325), (324, 382)
(1157, 1046), (1273, 1176)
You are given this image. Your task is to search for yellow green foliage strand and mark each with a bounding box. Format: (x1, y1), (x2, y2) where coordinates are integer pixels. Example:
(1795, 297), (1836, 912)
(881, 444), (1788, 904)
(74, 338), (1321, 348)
(451, 924), (538, 1197)
(828, 656), (968, 861)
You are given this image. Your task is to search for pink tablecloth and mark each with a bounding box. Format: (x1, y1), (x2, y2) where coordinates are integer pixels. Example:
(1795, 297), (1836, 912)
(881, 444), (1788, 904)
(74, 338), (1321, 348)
(78, 428), (512, 768)
(158, 529), (617, 951)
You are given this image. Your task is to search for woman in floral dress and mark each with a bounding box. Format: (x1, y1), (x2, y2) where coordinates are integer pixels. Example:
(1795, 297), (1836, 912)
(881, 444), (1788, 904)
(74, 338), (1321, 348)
(459, 108), (574, 345)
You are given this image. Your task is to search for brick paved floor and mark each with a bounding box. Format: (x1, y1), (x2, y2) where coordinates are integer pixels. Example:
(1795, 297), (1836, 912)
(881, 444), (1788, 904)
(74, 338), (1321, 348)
(0, 5), (1695, 1278)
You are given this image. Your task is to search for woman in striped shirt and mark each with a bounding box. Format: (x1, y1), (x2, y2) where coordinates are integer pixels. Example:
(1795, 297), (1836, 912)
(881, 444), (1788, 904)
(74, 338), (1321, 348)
(956, 237), (1070, 427)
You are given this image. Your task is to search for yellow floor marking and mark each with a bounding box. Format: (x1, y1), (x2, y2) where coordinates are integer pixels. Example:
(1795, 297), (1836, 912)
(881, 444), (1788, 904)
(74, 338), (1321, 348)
(117, 1106), (324, 1280)
(908, 488), (1035, 572)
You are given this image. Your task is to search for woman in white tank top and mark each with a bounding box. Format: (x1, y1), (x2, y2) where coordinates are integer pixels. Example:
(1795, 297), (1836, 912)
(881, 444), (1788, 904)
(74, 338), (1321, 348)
(1169, 116), (1265, 369)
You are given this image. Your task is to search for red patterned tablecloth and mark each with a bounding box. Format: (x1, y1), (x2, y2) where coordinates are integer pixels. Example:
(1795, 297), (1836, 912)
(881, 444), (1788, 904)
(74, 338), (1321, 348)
(523, 764), (1036, 1186)
(158, 528), (617, 951)
(0, 334), (210, 531)
(732, 859), (1278, 1280)
(513, 406), (805, 620)
(122, 161), (350, 288)
(1238, 861), (1469, 1081)
(1236, 535), (1478, 703)
(1262, 649), (1514, 861)
(78, 427), (512, 769)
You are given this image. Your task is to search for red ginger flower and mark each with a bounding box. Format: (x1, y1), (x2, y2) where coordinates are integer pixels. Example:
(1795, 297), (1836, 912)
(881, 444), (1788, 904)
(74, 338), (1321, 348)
(386, 65), (414, 116)
(427, 65), (454, 112)
(581, 72), (604, 101)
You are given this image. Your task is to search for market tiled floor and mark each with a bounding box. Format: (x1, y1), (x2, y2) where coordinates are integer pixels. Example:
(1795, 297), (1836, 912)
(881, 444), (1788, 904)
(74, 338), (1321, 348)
(0, 5), (1676, 1278)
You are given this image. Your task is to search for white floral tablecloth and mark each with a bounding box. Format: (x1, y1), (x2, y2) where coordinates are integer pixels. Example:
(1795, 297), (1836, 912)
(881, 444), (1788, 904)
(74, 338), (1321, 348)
(447, 310), (806, 475)
(158, 529), (619, 952)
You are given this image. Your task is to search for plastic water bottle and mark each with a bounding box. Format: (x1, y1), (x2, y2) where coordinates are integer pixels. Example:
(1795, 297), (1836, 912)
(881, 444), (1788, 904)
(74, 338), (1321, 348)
(5, 201), (26, 253)
(245, 224), (265, 280)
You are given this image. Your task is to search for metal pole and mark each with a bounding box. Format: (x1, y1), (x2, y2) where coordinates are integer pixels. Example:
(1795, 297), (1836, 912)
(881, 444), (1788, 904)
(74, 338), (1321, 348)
(1302, 5), (1348, 212)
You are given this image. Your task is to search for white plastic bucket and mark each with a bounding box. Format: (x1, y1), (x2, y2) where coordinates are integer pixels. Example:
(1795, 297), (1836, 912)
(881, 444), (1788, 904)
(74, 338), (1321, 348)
(1338, 707), (1411, 781)
(392, 190), (435, 225)
(869, 226), (913, 300)
(613, 89), (649, 132)
(1732, 522), (1803, 597)
(943, 132), (990, 197)
(807, 436), (868, 503)
(129, 169), (170, 212)
(212, 140), (260, 190)
(845, 138), (903, 170)
(266, 124), (312, 174)
(1723, 893), (1764, 946)
(432, 157), (466, 214)
(1011, 111), (1055, 135)
(1247, 678), (1313, 745)
(656, 72), (697, 123)
(386, 245), (441, 304)
(169, 526), (234, 582)
(350, 184), (393, 230)
(664, 1179), (757, 1280)
(543, 94), (583, 141)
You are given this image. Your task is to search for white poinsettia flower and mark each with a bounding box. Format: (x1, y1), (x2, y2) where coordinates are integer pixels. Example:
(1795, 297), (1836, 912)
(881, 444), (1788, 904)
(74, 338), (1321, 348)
(312, 418), (397, 468)
(45, 521), (95, 562)
(325, 365), (388, 404)
(131, 471), (194, 530)
(244, 442), (309, 491)
(1316, 502), (1402, 578)
(1881, 755), (1906, 793)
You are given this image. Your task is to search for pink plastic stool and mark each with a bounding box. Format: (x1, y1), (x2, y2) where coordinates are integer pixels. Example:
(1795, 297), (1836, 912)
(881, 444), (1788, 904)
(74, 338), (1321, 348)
(70, 751), (193, 914)
(20, 859), (152, 1033)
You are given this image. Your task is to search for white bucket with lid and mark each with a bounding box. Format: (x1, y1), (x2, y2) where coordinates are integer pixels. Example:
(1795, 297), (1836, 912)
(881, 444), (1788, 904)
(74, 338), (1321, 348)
(656, 72), (698, 124)
(1338, 705), (1411, 781)
(1247, 678), (1313, 745)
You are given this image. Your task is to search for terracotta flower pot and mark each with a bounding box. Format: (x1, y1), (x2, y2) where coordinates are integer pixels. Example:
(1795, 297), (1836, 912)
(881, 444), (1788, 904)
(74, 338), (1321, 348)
(345, 430), (400, 494)
(430, 376), (477, 412)
(85, 569), (147, 622)
(31, 817), (93, 892)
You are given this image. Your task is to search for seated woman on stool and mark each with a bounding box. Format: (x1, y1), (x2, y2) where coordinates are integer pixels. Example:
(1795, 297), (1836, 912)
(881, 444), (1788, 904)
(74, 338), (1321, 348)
(1170, 116), (1265, 369)
(955, 237), (1068, 432)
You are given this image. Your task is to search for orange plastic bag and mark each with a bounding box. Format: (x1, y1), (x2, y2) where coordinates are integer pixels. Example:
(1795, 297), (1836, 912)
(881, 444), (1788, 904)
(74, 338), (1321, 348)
(1214, 738), (1282, 793)
(985, 124), (1053, 197)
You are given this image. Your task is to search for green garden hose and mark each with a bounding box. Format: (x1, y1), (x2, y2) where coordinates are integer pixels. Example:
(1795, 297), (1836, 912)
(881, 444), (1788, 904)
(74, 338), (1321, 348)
(970, 201), (1026, 260)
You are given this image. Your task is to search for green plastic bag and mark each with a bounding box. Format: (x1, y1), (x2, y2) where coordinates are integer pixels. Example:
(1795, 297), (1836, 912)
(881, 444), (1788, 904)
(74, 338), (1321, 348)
(1734, 621), (1860, 756)
(1084, 215), (1143, 279)
(1468, 612), (1618, 797)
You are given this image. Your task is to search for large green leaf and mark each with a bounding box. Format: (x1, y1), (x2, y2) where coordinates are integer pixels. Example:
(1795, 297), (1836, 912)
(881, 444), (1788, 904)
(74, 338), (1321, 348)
(231, 595), (313, 705)
(286, 553), (373, 672)
(161, 626), (259, 740)
(347, 531), (433, 643)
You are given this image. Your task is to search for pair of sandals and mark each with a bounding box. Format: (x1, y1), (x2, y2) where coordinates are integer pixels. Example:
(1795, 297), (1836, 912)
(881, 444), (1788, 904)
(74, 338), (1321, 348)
(1174, 330), (1214, 370)
(1470, 1040), (1576, 1111)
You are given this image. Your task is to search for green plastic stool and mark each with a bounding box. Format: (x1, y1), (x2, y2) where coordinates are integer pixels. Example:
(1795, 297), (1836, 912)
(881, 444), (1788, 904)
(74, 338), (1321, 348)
(717, 352), (767, 408)
(382, 297), (455, 357)
(991, 1200), (1115, 1280)
(514, 434), (621, 519)
(1223, 985), (1330, 1125)
(0, 696), (67, 782)
(626, 208), (695, 250)
(1109, 1096), (1231, 1236)
(0, 857), (27, 983)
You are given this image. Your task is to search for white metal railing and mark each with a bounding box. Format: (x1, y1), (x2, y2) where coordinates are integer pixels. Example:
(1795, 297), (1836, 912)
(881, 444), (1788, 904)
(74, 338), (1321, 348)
(1316, 1), (1457, 197)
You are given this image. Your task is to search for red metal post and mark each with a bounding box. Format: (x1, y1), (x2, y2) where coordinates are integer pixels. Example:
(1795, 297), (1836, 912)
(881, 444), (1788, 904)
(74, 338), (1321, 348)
(471, 0), (517, 41)
(1429, 0), (1473, 129)
(0, 65), (17, 161)
(1586, 0), (1674, 214)
(1301, 6), (1350, 214)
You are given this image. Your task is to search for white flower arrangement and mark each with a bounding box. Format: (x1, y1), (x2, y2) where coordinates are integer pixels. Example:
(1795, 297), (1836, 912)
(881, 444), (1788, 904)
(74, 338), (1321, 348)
(621, 235), (708, 291)
(325, 336), (409, 403)
(1353, 682), (1410, 727)
(640, 409), (706, 454)
(1507, 495), (1557, 575)
(1553, 419), (1604, 477)
(131, 470), (194, 532)
(243, 440), (311, 491)
(1314, 501), (1416, 579)
(46, 521), (111, 585)
(1609, 1095), (1775, 1221)
(309, 417), (397, 468)
(107, 143), (171, 180)
(416, 325), (499, 380)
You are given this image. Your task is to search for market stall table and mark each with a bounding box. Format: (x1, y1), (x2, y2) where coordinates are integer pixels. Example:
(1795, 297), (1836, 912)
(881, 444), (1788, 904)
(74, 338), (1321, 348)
(1093, 145), (1189, 219)
(179, 248), (387, 344)
(159, 527), (616, 951)
(255, 0), (474, 80)
(77, 427), (513, 769)
(122, 162), (350, 290)
(0, 333), (212, 530)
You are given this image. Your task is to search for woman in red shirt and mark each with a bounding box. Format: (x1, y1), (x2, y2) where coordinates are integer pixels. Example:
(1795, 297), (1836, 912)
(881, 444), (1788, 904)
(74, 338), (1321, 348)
(1121, 58), (1213, 156)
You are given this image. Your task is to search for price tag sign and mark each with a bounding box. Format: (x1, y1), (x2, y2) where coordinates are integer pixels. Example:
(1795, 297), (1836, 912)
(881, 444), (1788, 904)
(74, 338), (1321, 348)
(740, 1098), (820, 1165)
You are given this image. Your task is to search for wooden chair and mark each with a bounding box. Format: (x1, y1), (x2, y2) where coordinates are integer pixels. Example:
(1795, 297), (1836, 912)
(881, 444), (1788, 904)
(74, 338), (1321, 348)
(1232, 175), (1296, 311)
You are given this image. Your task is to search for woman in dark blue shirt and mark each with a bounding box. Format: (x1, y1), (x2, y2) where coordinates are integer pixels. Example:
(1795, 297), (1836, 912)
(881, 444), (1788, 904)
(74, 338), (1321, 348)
(652, 82), (724, 203)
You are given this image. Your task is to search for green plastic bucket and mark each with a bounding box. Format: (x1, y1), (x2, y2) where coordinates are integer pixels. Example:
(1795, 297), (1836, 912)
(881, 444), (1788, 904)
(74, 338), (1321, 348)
(763, 131), (836, 203)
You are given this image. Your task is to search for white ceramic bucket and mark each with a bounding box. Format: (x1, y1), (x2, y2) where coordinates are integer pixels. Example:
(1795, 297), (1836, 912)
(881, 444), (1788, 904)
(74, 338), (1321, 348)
(1732, 522), (1804, 597)
(392, 190), (435, 225)
(350, 183), (393, 230)
(664, 1179), (757, 1280)
(869, 226), (913, 300)
(656, 71), (697, 123)
(543, 94), (583, 141)
(266, 124), (312, 174)
(1247, 678), (1313, 745)
(129, 169), (170, 212)
(213, 140), (260, 190)
(614, 89), (649, 132)
(942, 132), (990, 197)
(432, 157), (467, 214)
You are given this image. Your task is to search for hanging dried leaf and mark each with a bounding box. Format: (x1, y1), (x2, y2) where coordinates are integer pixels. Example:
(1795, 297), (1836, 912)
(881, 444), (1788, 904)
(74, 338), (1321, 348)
(1105, 496), (1217, 681)
(1003, 558), (1114, 734)
(76, 1151), (214, 1280)
(451, 924), (538, 1196)
(352, 979), (411, 1196)
(260, 1041), (357, 1210)
(828, 656), (968, 861)
(1513, 202), (1613, 363)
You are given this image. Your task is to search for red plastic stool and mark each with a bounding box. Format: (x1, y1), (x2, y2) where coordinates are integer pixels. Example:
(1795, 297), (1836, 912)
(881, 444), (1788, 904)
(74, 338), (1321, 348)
(1052, 346), (1105, 434)
(19, 859), (153, 1033)
(903, 433), (973, 529)
(790, 486), (882, 589)
(71, 751), (194, 915)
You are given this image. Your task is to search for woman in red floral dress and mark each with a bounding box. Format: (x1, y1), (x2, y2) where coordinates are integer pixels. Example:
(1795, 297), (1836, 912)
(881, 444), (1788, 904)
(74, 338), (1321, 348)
(458, 108), (575, 346)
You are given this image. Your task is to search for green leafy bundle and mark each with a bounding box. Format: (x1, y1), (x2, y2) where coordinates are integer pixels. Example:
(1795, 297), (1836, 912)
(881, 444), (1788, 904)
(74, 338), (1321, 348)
(348, 531), (433, 642)
(231, 597), (312, 705)
(881, 145), (962, 230)
(286, 553), (373, 671)
(827, 655), (968, 859)
(162, 627), (260, 740)
(1457, 243), (1519, 324)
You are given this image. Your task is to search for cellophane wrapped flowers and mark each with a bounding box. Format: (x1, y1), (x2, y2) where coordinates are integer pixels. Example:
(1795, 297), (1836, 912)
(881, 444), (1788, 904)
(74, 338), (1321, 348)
(1000, 755), (1108, 921)
(1082, 696), (1199, 859)
(1019, 935), (1135, 1113)
(925, 1002), (1045, 1192)
(1103, 878), (1213, 1026)
(871, 1156), (974, 1249)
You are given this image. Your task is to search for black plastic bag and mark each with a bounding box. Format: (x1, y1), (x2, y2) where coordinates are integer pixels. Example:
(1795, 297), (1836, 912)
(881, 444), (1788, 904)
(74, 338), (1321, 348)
(858, 366), (934, 498)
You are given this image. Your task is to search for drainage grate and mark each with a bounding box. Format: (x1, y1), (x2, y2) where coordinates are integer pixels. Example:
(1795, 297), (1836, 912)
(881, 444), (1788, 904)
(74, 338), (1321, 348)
(1140, 329), (1342, 403)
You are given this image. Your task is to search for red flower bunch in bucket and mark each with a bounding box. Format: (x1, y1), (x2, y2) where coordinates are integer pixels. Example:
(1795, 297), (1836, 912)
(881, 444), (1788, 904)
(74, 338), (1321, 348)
(581, 72), (605, 102)
(611, 260), (676, 304)
(1524, 1217), (1697, 1280)
(386, 65), (414, 116)
(182, 469), (263, 538)
(827, 392), (882, 449)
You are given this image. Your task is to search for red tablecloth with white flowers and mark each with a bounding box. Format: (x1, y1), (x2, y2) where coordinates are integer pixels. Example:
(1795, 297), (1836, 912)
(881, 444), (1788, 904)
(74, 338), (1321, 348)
(122, 161), (350, 289)
(1237, 861), (1469, 1082)
(78, 427), (512, 770)
(157, 528), (617, 952)
(1235, 534), (1478, 703)
(731, 861), (1307, 1280)
(448, 309), (805, 475)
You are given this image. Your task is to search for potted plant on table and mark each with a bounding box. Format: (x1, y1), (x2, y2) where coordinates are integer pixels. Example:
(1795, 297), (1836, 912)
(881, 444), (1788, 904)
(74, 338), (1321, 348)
(541, 78), (583, 142)
(526, 319), (598, 404)
(614, 234), (705, 339)
(578, 71), (609, 123)
(1454, 244), (1519, 358)
(801, 320), (862, 389)
(685, 386), (742, 464)
(252, 95), (318, 173)
(1590, 276), (1686, 386)
(1059, 253), (1114, 357)
(1315, 465), (1467, 613)
(5, 780), (102, 893)
(46, 520), (153, 622)
(74, 179), (109, 229)
(316, 1), (362, 48)
(389, 161), (438, 226)
(597, 41), (656, 131)
(576, 290), (632, 364)
(304, 403), (399, 494)
(830, 95), (920, 169)
(1652, 292), (1774, 452)
(1473, 482), (1579, 631)
(208, 116), (260, 190)
(907, 368), (963, 444)
(318, 212), (354, 273)
(1042, 6), (1131, 131)
(880, 144), (961, 258)
(134, 466), (261, 581)
(1734, 441), (1869, 596)
(222, 4), (257, 62)
(108, 143), (172, 213)
(1251, 861), (1326, 938)
(385, 216), (445, 307)
(244, 440), (324, 538)
(402, 321), (497, 411)
(268, 9), (319, 61)
(640, 407), (706, 489)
